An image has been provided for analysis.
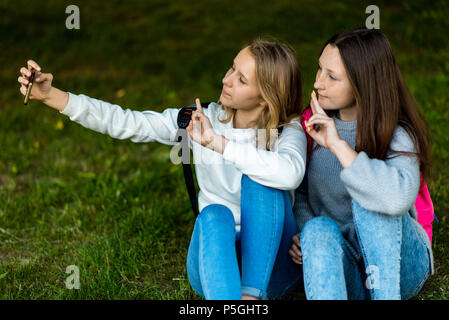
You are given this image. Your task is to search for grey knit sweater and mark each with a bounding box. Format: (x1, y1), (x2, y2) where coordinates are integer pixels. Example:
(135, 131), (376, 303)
(293, 116), (434, 272)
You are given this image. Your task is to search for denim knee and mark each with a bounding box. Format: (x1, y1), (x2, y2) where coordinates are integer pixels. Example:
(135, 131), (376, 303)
(240, 174), (285, 219)
(198, 204), (236, 227)
(301, 216), (342, 245)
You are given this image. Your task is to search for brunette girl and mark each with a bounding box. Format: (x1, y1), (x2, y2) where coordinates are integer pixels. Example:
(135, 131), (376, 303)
(289, 29), (433, 300)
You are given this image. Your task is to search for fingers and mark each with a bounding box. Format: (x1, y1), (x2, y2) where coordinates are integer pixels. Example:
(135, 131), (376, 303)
(34, 70), (44, 82)
(195, 98), (203, 113)
(18, 75), (29, 86)
(19, 61), (45, 86)
(311, 91), (326, 115)
(288, 247), (302, 265)
(20, 67), (32, 78)
(19, 66), (45, 84)
(289, 233), (303, 265)
(191, 109), (209, 130)
(292, 256), (302, 265)
(18, 72), (50, 91)
(186, 120), (194, 138)
(305, 114), (332, 132)
(292, 233), (301, 246)
(310, 92), (317, 115)
(27, 59), (41, 72)
(19, 85), (27, 96)
(191, 111), (202, 132)
(292, 243), (302, 257)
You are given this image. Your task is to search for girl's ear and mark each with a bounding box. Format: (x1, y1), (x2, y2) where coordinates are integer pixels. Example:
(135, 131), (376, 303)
(259, 99), (268, 109)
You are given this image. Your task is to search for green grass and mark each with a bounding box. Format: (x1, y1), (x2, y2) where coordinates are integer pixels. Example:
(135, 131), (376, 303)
(0, 0), (448, 299)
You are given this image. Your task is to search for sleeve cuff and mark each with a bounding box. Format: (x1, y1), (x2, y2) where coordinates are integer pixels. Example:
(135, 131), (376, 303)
(59, 92), (78, 116)
(222, 139), (240, 164)
(340, 151), (369, 184)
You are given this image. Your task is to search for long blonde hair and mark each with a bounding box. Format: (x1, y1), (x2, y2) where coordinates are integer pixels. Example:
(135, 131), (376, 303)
(218, 38), (303, 150)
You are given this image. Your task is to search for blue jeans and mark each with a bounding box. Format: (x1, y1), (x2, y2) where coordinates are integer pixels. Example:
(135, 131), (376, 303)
(300, 199), (431, 300)
(186, 174), (301, 300)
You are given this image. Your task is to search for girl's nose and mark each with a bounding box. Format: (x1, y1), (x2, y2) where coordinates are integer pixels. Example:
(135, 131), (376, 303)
(313, 81), (324, 90)
(222, 74), (232, 87)
(314, 77), (325, 90)
(314, 71), (325, 90)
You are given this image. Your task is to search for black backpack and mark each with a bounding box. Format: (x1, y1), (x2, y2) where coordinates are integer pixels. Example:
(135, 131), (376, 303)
(175, 102), (210, 217)
(176, 102), (284, 217)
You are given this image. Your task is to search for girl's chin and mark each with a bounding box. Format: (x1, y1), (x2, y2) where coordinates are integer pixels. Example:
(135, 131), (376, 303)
(317, 101), (338, 111)
(220, 93), (231, 102)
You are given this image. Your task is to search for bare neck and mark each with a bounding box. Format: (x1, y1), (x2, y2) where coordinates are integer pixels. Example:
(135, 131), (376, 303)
(338, 104), (357, 122)
(233, 108), (263, 129)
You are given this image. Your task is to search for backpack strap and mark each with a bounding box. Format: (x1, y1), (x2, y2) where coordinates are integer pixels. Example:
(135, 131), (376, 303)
(415, 173), (435, 243)
(296, 107), (314, 195)
(300, 106), (314, 163)
(176, 102), (210, 217)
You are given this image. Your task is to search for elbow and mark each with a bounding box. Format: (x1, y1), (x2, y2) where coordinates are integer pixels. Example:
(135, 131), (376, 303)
(281, 169), (305, 190)
(375, 193), (417, 217)
(386, 181), (420, 216)
(387, 197), (416, 216)
(292, 170), (306, 190)
(282, 156), (306, 190)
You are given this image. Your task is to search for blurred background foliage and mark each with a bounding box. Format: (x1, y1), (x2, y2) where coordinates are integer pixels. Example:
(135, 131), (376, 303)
(0, 0), (448, 299)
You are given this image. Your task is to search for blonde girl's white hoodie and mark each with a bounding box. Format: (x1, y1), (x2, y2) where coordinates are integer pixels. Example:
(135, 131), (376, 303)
(61, 93), (307, 232)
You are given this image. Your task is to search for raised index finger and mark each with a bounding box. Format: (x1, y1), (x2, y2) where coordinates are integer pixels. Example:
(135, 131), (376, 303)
(27, 59), (41, 72)
(195, 98), (203, 113)
(311, 91), (326, 115)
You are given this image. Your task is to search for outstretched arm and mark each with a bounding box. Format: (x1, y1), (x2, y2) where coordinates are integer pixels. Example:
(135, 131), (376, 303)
(18, 59), (181, 145)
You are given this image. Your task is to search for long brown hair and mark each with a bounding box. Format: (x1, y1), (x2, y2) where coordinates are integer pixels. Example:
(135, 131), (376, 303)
(219, 38), (303, 150)
(320, 28), (432, 181)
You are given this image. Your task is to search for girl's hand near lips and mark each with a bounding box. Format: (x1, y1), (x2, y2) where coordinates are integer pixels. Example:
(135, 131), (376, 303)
(305, 91), (342, 151)
(186, 98), (228, 154)
(307, 91), (358, 168)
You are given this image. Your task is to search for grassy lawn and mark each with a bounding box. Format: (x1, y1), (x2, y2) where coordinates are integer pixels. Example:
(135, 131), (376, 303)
(0, 0), (448, 299)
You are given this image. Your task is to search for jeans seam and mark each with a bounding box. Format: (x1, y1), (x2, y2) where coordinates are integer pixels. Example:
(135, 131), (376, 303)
(352, 200), (402, 300)
(244, 187), (277, 299)
(300, 237), (314, 299)
(241, 176), (282, 299)
(197, 217), (210, 299)
(187, 232), (204, 298)
(405, 268), (430, 300)
(262, 189), (278, 290)
(403, 218), (432, 299)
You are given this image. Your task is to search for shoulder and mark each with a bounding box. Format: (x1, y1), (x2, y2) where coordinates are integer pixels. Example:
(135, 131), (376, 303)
(201, 102), (223, 119)
(203, 102), (221, 114)
(389, 125), (416, 153)
(281, 117), (303, 135)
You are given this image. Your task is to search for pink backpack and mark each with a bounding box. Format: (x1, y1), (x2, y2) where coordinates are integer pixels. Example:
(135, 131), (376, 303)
(300, 107), (435, 243)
